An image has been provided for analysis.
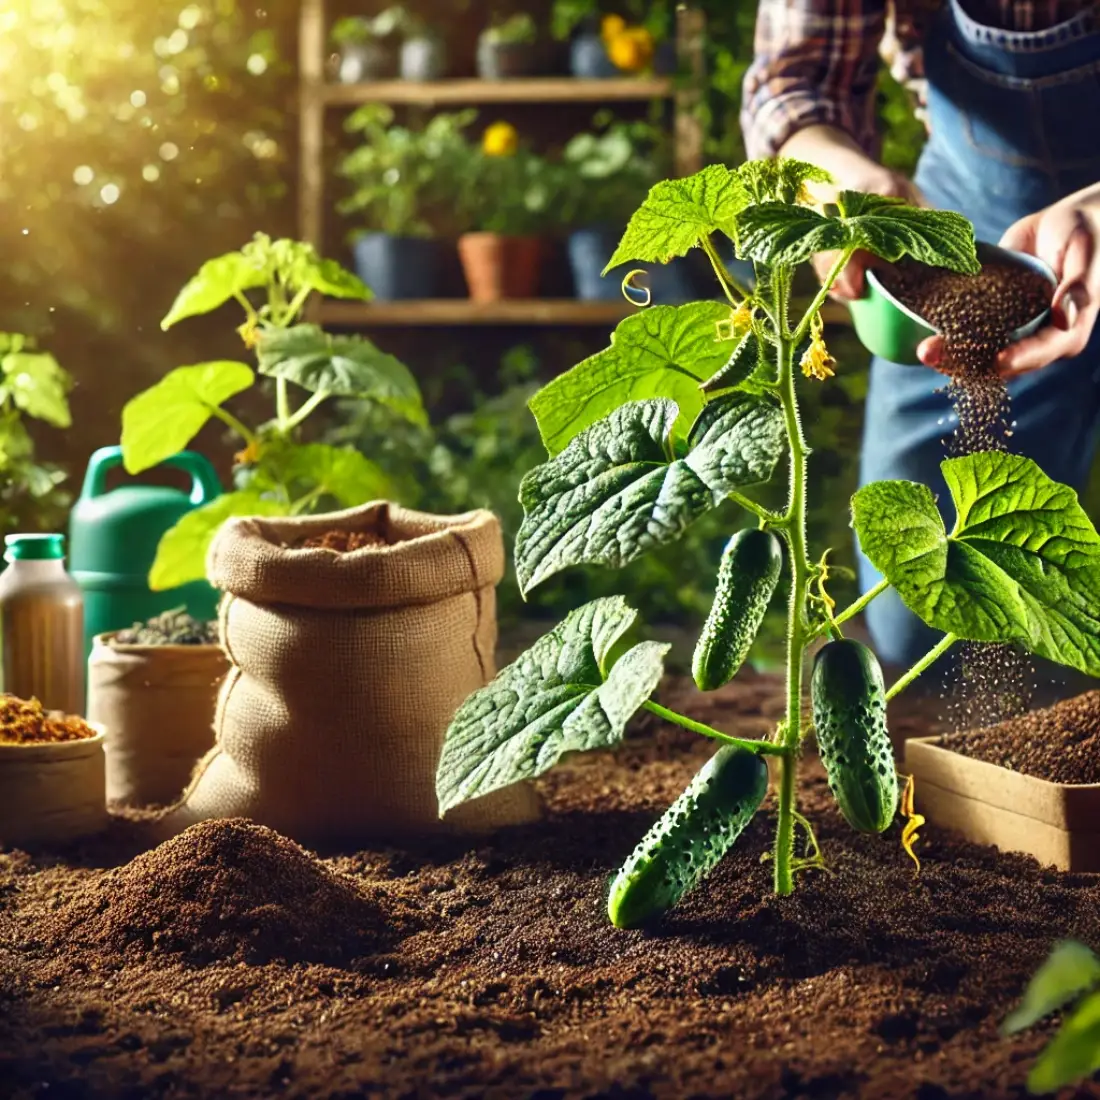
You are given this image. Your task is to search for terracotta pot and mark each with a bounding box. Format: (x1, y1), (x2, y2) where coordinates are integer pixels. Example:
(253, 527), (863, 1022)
(905, 735), (1100, 872)
(88, 633), (227, 808)
(0, 727), (107, 848)
(458, 233), (541, 302)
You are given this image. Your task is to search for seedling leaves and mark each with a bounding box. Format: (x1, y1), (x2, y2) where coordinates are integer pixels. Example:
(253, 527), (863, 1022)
(852, 452), (1100, 675)
(280, 443), (391, 506)
(605, 165), (748, 271)
(1028, 991), (1100, 1095)
(736, 158), (833, 204)
(0, 350), (72, 428)
(161, 252), (268, 330)
(436, 597), (668, 813)
(256, 324), (425, 424)
(1004, 941), (1100, 1035)
(121, 361), (255, 474)
(149, 490), (290, 590)
(529, 302), (736, 455)
(297, 256), (373, 301)
(515, 395), (785, 594)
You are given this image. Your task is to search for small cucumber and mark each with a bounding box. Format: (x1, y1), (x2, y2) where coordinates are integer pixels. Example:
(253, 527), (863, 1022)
(607, 745), (769, 929)
(693, 528), (782, 692)
(811, 638), (898, 834)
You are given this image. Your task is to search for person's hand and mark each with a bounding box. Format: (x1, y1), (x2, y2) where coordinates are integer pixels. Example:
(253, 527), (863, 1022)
(778, 125), (926, 301)
(918, 184), (1100, 376)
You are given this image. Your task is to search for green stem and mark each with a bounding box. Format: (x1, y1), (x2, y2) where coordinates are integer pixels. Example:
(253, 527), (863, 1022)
(772, 272), (811, 898)
(811, 578), (890, 640)
(701, 236), (750, 305)
(885, 633), (957, 702)
(284, 391), (328, 432)
(276, 378), (290, 428)
(289, 485), (325, 516)
(791, 246), (857, 345)
(282, 286), (312, 326)
(728, 490), (782, 526)
(233, 290), (259, 323)
(642, 701), (791, 757)
(210, 405), (257, 446)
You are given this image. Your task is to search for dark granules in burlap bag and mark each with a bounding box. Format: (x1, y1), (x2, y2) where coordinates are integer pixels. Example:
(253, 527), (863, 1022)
(167, 502), (540, 844)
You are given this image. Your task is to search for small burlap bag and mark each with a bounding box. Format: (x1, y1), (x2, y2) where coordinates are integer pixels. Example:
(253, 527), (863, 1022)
(169, 502), (540, 843)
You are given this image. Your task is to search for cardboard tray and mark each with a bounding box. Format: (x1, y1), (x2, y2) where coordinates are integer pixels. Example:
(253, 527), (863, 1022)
(905, 736), (1100, 873)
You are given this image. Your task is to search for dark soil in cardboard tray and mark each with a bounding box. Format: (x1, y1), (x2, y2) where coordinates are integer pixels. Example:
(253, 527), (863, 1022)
(1, 673), (1098, 1099)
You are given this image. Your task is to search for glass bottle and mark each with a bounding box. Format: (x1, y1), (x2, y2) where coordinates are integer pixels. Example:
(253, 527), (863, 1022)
(0, 534), (85, 715)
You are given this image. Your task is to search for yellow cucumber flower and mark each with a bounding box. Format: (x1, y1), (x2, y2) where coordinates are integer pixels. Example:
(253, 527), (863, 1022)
(482, 121), (519, 157)
(800, 313), (837, 380)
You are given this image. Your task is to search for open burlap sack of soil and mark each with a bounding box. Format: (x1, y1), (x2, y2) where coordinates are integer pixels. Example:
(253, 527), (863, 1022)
(166, 502), (540, 843)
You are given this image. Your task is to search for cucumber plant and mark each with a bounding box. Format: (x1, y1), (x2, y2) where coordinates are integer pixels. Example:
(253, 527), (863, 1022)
(435, 157), (1100, 922)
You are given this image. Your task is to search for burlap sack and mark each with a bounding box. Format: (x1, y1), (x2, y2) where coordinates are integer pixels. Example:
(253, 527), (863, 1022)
(88, 634), (226, 807)
(169, 502), (540, 843)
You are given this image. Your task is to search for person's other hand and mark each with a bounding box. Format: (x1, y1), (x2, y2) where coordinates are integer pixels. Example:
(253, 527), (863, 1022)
(778, 125), (926, 301)
(918, 185), (1100, 376)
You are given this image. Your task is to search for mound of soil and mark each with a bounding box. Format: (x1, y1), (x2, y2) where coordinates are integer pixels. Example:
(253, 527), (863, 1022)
(32, 819), (403, 966)
(1, 674), (1097, 1099)
(295, 529), (389, 551)
(944, 688), (1100, 784)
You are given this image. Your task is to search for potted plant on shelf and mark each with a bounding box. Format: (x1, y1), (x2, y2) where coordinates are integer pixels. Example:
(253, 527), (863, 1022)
(331, 7), (405, 84)
(400, 14), (446, 81)
(456, 123), (556, 302)
(551, 2), (675, 77)
(337, 105), (474, 300)
(432, 157), (1100, 929)
(476, 13), (540, 79)
(562, 117), (697, 303)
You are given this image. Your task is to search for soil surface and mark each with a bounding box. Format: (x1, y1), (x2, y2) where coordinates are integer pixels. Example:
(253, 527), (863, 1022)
(945, 688), (1100, 785)
(295, 529), (389, 552)
(2, 672), (1098, 1099)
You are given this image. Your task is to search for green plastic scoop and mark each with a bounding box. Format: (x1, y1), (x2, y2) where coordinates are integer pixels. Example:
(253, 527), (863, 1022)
(847, 241), (1056, 365)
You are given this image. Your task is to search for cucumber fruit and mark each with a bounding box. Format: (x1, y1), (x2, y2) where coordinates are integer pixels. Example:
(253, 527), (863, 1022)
(607, 745), (769, 929)
(692, 528), (783, 692)
(810, 638), (898, 834)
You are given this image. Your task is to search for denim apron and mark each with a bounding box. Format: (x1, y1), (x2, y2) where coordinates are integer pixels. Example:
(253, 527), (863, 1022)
(857, 0), (1100, 666)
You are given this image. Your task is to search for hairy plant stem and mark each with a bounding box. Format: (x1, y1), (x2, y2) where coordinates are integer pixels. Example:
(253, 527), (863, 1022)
(276, 378), (291, 428)
(285, 391), (328, 432)
(728, 490), (782, 526)
(886, 633), (958, 702)
(210, 405), (257, 446)
(642, 701), (791, 757)
(773, 274), (811, 897)
(701, 236), (751, 304)
(811, 578), (890, 640)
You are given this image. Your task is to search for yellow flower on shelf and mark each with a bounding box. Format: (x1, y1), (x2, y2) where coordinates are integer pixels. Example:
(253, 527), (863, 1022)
(600, 14), (627, 43)
(607, 26), (655, 73)
(482, 121), (519, 157)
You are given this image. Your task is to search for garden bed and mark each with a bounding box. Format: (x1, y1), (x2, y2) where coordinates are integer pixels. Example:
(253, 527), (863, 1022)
(1, 672), (1097, 1099)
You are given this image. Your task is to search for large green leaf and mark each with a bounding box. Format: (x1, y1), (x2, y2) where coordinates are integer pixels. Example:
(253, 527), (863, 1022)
(299, 256), (373, 301)
(256, 324), (424, 424)
(528, 302), (736, 455)
(1029, 991), (1100, 1095)
(160, 252), (268, 330)
(852, 453), (1100, 675)
(1, 351), (72, 428)
(121, 361), (255, 475)
(736, 195), (979, 273)
(436, 597), (668, 813)
(149, 491), (290, 590)
(1004, 941), (1100, 1035)
(605, 165), (748, 271)
(516, 395), (785, 594)
(736, 158), (833, 204)
(281, 443), (391, 506)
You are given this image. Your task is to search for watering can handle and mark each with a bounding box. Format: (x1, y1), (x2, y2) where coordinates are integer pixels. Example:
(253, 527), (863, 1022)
(80, 446), (222, 506)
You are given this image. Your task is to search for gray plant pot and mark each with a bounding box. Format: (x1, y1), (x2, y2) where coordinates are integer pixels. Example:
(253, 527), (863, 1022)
(401, 36), (446, 81)
(477, 38), (538, 79)
(338, 41), (398, 83)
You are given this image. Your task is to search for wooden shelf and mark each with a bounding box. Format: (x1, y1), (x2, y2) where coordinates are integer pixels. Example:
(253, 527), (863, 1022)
(320, 76), (674, 108)
(315, 299), (635, 327)
(315, 298), (855, 329)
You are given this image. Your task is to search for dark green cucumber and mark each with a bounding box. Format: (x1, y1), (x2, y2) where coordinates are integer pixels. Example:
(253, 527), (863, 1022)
(693, 529), (782, 692)
(811, 639), (898, 834)
(607, 745), (769, 929)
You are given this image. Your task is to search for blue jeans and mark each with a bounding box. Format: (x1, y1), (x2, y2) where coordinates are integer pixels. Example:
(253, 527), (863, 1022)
(858, 0), (1100, 666)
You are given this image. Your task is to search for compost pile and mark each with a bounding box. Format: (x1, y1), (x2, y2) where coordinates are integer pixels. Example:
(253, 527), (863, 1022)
(114, 608), (218, 646)
(294, 529), (390, 551)
(877, 257), (1052, 453)
(0, 694), (97, 745)
(945, 688), (1100, 784)
(34, 819), (398, 966)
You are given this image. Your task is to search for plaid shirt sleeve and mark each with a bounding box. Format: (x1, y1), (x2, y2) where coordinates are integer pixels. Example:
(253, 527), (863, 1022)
(741, 0), (888, 160)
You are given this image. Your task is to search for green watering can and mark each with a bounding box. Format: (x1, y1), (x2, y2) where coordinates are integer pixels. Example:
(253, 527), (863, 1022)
(69, 446), (222, 658)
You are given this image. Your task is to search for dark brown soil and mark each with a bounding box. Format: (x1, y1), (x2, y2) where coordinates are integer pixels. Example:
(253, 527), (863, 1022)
(1, 673), (1097, 1099)
(0, 694), (97, 744)
(295, 529), (389, 552)
(945, 688), (1100, 785)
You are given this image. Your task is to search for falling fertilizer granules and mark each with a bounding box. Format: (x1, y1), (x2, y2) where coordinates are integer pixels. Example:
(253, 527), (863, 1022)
(877, 258), (1052, 454)
(4, 676), (1100, 1099)
(32, 819), (405, 966)
(945, 688), (1100, 785)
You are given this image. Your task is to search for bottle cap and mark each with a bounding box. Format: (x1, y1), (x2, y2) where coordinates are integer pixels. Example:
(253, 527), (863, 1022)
(5, 533), (66, 561)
